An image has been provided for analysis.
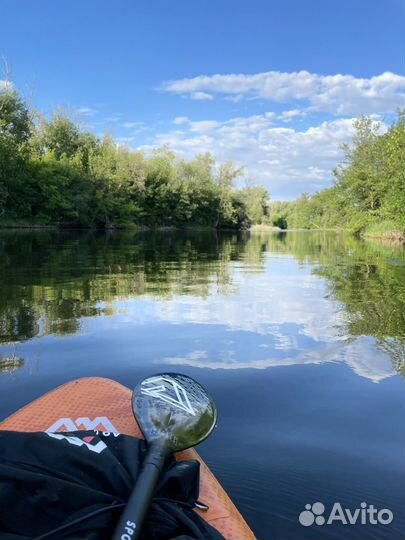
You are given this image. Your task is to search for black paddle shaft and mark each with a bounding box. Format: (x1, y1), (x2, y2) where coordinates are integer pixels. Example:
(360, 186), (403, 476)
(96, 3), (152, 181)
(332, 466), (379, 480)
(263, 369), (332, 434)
(111, 373), (217, 540)
(112, 442), (168, 540)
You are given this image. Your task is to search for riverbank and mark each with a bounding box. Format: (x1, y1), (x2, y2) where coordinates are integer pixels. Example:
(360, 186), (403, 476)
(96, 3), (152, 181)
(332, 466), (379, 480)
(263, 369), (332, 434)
(361, 221), (405, 242)
(0, 219), (59, 230)
(250, 221), (405, 244)
(0, 221), (230, 232)
(249, 224), (281, 232)
(2, 220), (404, 245)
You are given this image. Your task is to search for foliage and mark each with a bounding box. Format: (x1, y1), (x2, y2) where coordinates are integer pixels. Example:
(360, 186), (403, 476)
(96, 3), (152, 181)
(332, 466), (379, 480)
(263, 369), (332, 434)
(0, 230), (254, 343)
(362, 220), (402, 238)
(269, 111), (405, 234)
(0, 88), (269, 229)
(0, 90), (33, 217)
(239, 186), (270, 224)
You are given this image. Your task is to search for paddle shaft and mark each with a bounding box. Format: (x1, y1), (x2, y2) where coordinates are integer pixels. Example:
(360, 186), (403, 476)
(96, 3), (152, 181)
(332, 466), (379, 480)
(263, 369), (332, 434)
(112, 442), (168, 540)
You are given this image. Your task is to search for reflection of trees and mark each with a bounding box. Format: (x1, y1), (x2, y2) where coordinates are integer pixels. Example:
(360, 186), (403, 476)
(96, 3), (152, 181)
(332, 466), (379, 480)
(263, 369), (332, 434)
(0, 230), (267, 344)
(309, 237), (405, 342)
(0, 354), (24, 373)
(252, 231), (405, 378)
(2, 229), (405, 379)
(0, 307), (40, 342)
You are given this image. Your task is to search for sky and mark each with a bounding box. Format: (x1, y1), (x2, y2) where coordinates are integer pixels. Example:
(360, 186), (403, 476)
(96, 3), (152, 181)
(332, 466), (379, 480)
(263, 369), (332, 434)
(1, 0), (404, 199)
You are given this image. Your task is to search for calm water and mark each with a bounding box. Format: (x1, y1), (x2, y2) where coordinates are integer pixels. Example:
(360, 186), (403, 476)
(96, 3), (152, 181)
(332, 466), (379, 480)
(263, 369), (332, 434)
(1, 230), (405, 539)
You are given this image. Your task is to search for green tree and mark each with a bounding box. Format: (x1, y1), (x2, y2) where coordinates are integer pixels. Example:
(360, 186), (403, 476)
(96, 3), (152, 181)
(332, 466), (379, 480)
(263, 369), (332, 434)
(0, 89), (32, 218)
(41, 114), (81, 159)
(0, 88), (261, 229)
(269, 112), (405, 235)
(240, 186), (269, 224)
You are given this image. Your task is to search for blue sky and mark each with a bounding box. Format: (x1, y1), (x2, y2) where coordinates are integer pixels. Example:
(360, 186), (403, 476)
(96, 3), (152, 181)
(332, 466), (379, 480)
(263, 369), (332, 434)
(1, 0), (404, 199)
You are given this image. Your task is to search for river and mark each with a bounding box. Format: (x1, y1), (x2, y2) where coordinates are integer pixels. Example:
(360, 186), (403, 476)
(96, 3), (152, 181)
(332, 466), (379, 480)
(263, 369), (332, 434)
(0, 230), (404, 539)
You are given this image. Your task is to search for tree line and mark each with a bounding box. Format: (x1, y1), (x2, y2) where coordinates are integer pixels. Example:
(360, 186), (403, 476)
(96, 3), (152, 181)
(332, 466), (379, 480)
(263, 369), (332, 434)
(0, 88), (269, 229)
(269, 112), (405, 236)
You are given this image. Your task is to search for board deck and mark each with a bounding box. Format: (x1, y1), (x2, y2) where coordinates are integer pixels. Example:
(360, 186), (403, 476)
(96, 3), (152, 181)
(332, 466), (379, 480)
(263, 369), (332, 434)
(0, 377), (255, 540)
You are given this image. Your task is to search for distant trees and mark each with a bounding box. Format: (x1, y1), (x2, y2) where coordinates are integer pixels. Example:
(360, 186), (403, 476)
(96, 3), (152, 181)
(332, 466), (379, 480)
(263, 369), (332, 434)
(0, 87), (270, 229)
(241, 186), (270, 224)
(269, 111), (405, 234)
(3, 86), (403, 234)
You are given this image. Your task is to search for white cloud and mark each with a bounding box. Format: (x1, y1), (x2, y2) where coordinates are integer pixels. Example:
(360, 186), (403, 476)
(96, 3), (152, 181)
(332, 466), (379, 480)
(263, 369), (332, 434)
(122, 121), (144, 129)
(113, 255), (394, 383)
(279, 109), (307, 122)
(146, 113), (358, 198)
(162, 341), (395, 383)
(189, 120), (219, 132)
(191, 91), (214, 101)
(76, 107), (98, 117)
(344, 339), (396, 382)
(103, 115), (121, 123)
(82, 249), (397, 383)
(173, 116), (190, 125)
(162, 70), (405, 115)
(156, 266), (341, 340)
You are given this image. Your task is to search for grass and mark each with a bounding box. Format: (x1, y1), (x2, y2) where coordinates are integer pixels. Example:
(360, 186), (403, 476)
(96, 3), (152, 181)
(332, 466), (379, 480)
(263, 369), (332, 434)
(362, 220), (405, 241)
(249, 223), (282, 231)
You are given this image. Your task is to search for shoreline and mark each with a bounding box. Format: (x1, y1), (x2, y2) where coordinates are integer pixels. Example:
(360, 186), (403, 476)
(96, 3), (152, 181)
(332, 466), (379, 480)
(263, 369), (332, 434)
(362, 230), (405, 242)
(1, 221), (404, 244)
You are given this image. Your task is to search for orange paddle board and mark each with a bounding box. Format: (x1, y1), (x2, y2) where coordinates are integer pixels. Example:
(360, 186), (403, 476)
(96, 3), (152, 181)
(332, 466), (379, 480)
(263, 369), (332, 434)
(0, 377), (255, 540)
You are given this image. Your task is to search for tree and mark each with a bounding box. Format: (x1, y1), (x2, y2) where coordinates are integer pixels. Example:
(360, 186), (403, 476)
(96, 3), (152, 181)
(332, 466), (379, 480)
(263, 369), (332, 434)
(88, 135), (144, 227)
(42, 114), (81, 159)
(0, 88), (264, 229)
(0, 89), (32, 217)
(268, 112), (405, 234)
(240, 186), (269, 223)
(215, 162), (244, 227)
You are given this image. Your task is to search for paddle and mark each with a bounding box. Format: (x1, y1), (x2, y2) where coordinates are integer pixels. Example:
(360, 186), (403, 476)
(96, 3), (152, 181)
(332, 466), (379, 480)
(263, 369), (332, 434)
(112, 373), (217, 540)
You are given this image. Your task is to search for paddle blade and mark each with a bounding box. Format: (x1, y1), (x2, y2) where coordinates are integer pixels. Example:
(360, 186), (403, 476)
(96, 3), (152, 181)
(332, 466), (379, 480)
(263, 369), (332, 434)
(133, 373), (217, 452)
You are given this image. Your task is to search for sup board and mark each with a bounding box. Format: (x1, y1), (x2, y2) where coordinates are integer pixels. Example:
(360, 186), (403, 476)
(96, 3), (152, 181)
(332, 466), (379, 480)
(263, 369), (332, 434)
(0, 377), (255, 540)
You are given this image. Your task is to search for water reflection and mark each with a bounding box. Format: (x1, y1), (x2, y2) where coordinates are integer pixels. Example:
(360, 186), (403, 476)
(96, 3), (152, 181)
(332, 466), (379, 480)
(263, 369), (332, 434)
(0, 354), (24, 373)
(1, 230), (405, 540)
(0, 230), (243, 343)
(0, 230), (405, 383)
